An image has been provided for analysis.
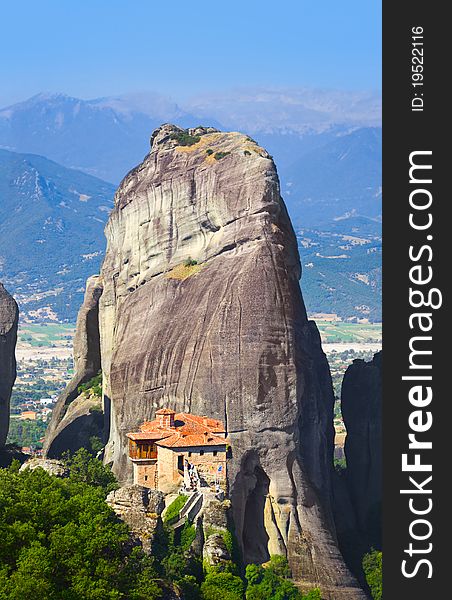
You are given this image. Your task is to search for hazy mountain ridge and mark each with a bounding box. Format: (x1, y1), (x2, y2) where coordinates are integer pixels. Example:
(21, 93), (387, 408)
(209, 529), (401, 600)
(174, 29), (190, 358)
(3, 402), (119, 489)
(0, 91), (381, 321)
(0, 149), (115, 320)
(279, 127), (382, 227)
(0, 90), (381, 184)
(0, 93), (215, 182)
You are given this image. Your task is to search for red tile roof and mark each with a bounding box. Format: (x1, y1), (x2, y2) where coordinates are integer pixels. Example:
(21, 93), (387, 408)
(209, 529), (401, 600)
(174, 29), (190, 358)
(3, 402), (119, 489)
(127, 431), (173, 441)
(127, 410), (228, 448)
(156, 408), (176, 415)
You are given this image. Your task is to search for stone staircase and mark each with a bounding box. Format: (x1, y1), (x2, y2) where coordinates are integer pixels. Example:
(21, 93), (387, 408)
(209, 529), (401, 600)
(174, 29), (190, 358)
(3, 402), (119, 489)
(171, 490), (203, 529)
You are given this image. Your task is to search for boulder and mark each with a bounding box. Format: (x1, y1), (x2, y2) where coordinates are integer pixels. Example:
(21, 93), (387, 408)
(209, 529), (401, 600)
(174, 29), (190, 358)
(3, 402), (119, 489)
(19, 457), (67, 477)
(203, 534), (231, 567)
(106, 484), (165, 552)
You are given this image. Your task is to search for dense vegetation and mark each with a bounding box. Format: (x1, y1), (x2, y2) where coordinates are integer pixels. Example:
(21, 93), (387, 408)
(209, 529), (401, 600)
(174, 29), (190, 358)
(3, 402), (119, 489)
(363, 550), (382, 600)
(297, 224), (382, 322)
(0, 451), (323, 599)
(6, 419), (47, 448)
(0, 456), (139, 599)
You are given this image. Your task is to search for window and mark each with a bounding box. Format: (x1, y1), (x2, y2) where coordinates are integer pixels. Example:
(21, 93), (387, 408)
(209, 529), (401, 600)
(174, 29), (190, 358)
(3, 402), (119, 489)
(144, 475), (148, 481)
(213, 451), (217, 457)
(188, 452), (192, 457)
(200, 450), (204, 456)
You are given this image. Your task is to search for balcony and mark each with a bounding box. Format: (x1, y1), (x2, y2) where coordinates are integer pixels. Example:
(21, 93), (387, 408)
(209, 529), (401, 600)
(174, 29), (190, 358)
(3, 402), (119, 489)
(129, 441), (158, 461)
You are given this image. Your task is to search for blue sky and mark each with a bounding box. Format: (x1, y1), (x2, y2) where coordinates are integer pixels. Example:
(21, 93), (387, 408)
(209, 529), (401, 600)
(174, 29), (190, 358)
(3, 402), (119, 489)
(1, 0), (381, 106)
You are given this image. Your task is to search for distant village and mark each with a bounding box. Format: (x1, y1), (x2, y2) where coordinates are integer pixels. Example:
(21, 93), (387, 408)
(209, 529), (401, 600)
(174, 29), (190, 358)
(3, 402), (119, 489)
(14, 396), (55, 422)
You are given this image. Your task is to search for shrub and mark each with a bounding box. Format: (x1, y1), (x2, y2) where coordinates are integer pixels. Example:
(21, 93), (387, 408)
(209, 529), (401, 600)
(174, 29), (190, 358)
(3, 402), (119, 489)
(334, 457), (347, 473)
(89, 435), (104, 455)
(184, 257), (198, 267)
(244, 150), (251, 156)
(61, 447), (117, 495)
(170, 132), (200, 146)
(201, 571), (245, 600)
(267, 555), (291, 578)
(206, 149), (214, 155)
(178, 575), (201, 600)
(363, 550), (382, 600)
(77, 372), (102, 397)
(180, 521), (197, 551)
(214, 151), (231, 161)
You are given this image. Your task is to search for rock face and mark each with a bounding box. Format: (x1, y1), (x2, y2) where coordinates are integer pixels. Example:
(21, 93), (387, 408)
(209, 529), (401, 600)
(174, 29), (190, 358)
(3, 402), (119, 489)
(106, 484), (165, 552)
(341, 351), (382, 549)
(94, 124), (365, 597)
(0, 283), (18, 449)
(53, 125), (365, 597)
(44, 275), (104, 457)
(19, 457), (68, 477)
(203, 534), (231, 567)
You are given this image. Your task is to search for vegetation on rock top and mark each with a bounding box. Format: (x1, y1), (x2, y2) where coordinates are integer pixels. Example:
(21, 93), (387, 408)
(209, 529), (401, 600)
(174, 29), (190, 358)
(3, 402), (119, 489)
(170, 132), (201, 147)
(214, 151), (230, 160)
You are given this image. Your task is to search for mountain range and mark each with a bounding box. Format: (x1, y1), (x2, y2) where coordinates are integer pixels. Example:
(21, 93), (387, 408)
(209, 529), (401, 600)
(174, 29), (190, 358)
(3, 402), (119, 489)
(0, 91), (381, 321)
(0, 148), (114, 320)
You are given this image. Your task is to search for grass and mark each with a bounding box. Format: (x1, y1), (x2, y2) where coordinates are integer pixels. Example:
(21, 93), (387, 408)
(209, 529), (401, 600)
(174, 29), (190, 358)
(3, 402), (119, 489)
(164, 494), (188, 525)
(166, 262), (202, 281)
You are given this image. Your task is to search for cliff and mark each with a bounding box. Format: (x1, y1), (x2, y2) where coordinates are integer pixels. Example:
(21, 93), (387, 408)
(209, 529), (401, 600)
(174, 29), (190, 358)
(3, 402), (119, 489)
(341, 351), (382, 549)
(44, 275), (104, 457)
(46, 125), (365, 597)
(0, 283), (18, 449)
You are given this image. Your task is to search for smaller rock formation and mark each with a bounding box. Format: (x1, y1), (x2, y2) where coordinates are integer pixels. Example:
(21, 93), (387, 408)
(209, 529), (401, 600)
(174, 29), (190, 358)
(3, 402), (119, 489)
(45, 275), (104, 457)
(19, 457), (68, 477)
(203, 534), (231, 568)
(0, 283), (18, 449)
(106, 484), (165, 552)
(199, 496), (235, 570)
(341, 351), (382, 549)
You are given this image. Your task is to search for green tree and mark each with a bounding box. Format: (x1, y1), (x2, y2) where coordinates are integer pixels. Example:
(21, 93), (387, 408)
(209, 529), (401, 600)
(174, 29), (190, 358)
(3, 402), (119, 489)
(363, 550), (382, 600)
(201, 570), (245, 600)
(245, 557), (303, 600)
(62, 448), (117, 494)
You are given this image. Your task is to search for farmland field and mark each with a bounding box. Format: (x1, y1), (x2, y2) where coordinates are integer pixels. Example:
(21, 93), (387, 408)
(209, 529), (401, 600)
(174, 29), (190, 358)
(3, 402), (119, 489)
(315, 320), (382, 345)
(18, 323), (76, 347)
